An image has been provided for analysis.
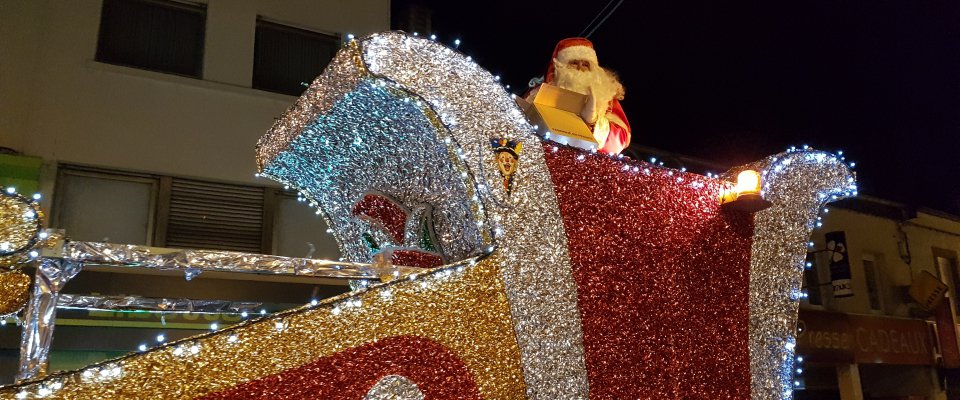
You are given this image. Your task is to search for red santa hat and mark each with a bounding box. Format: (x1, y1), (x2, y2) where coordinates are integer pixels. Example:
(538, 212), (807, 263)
(545, 37), (598, 84)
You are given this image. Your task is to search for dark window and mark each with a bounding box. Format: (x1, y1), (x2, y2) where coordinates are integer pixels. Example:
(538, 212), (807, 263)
(96, 0), (206, 77)
(253, 19), (340, 96)
(862, 258), (882, 311)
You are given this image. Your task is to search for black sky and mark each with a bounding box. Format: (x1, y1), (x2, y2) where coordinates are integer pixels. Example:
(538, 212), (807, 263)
(392, 1), (960, 214)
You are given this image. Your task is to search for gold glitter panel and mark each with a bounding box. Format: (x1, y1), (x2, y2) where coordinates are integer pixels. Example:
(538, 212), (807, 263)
(0, 257), (526, 399)
(0, 271), (30, 316)
(0, 190), (43, 268)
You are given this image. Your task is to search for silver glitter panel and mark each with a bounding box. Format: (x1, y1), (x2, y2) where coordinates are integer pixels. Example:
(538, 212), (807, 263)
(256, 42), (366, 171)
(364, 375), (425, 400)
(734, 150), (855, 400)
(259, 75), (483, 262)
(360, 33), (589, 399)
(257, 32), (589, 398)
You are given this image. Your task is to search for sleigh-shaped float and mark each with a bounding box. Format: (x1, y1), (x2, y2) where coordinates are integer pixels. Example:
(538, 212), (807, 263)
(0, 32), (854, 399)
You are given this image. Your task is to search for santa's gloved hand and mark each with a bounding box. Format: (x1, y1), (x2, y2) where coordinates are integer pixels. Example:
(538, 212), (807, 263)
(580, 87), (598, 124)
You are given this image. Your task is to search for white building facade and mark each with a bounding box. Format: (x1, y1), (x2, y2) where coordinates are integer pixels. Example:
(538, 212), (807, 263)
(0, 0), (388, 380)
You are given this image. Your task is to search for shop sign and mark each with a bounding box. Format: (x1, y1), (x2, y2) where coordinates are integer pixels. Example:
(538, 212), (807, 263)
(908, 270), (948, 311)
(825, 231), (853, 297)
(796, 309), (935, 365)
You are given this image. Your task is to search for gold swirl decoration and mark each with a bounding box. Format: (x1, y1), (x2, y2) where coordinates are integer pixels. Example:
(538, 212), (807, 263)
(0, 188), (43, 315)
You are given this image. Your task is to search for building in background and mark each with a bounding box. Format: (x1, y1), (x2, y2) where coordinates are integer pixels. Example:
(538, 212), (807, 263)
(392, 1), (432, 36)
(0, 0), (388, 381)
(797, 196), (960, 400)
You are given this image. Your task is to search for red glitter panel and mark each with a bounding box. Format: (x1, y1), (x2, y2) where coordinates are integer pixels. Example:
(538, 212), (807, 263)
(544, 145), (754, 399)
(391, 249), (445, 268)
(197, 335), (481, 400)
(352, 194), (408, 243)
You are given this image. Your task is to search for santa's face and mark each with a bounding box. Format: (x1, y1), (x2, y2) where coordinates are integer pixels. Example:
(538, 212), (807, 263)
(554, 58), (598, 95)
(567, 59), (592, 72)
(553, 58), (625, 105)
(496, 151), (518, 175)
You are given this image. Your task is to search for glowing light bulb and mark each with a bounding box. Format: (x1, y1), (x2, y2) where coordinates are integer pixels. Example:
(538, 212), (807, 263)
(735, 170), (761, 195)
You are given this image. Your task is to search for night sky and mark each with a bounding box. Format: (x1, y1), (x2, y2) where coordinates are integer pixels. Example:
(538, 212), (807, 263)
(392, 1), (960, 215)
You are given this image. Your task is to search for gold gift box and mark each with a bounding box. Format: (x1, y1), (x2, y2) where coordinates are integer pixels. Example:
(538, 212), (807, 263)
(517, 84), (600, 150)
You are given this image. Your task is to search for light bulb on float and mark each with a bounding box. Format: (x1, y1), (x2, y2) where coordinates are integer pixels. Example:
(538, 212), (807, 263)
(736, 170), (761, 196)
(720, 169), (773, 212)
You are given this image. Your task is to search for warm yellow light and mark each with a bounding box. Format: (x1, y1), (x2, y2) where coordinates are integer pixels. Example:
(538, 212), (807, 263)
(719, 185), (738, 204)
(736, 170), (761, 195)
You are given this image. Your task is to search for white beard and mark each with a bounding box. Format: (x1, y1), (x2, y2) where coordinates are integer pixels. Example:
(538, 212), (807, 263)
(553, 59), (625, 108)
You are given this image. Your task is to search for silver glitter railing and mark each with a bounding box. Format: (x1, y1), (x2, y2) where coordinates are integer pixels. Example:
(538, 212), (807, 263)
(65, 241), (419, 280)
(55, 294), (263, 315)
(16, 236), (416, 383)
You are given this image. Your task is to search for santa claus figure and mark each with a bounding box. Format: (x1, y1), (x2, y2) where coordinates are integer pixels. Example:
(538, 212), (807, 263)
(526, 37), (631, 154)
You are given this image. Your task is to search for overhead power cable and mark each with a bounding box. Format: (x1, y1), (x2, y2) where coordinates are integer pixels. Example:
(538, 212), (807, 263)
(582, 0), (624, 39)
(577, 0), (617, 38)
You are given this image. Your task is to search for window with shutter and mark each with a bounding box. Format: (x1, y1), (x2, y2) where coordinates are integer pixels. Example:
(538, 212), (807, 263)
(164, 178), (267, 253)
(54, 168), (158, 245)
(252, 19), (340, 96)
(96, 0), (206, 78)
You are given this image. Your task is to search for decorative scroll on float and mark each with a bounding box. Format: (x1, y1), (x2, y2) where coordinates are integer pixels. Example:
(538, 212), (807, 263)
(0, 32), (855, 400)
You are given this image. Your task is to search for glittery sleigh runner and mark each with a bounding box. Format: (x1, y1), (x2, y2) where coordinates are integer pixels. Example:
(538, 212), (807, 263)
(0, 32), (854, 400)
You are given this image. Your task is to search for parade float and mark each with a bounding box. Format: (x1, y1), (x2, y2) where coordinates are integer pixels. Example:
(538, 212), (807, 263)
(0, 32), (855, 399)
